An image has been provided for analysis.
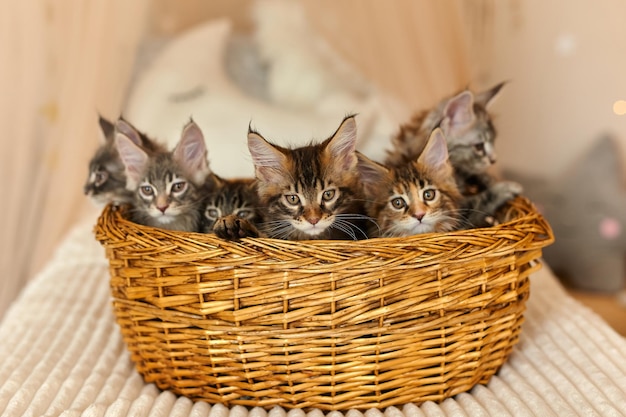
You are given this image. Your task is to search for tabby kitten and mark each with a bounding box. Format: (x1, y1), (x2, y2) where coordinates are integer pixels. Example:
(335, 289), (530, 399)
(386, 82), (522, 228)
(358, 128), (462, 237)
(84, 116), (166, 206)
(201, 177), (262, 240)
(116, 120), (213, 232)
(247, 115), (369, 240)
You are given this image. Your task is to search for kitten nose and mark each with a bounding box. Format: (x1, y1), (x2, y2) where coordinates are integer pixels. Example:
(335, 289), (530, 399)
(414, 213), (425, 222)
(307, 217), (320, 225)
(157, 204), (169, 214)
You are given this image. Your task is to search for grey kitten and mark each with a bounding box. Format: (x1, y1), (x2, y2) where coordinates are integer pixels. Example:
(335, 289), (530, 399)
(84, 116), (166, 206)
(386, 82), (522, 228)
(116, 120), (212, 232)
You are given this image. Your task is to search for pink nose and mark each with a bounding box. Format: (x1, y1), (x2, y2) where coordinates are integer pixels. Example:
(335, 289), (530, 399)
(157, 205), (169, 214)
(308, 217), (320, 225)
(414, 213), (425, 222)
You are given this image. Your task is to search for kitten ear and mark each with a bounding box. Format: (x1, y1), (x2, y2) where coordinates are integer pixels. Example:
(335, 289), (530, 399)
(475, 81), (507, 108)
(115, 118), (143, 147)
(418, 128), (453, 176)
(441, 90), (475, 132)
(174, 120), (211, 186)
(326, 115), (358, 171)
(357, 152), (389, 188)
(98, 115), (115, 142)
(116, 133), (149, 190)
(247, 130), (288, 183)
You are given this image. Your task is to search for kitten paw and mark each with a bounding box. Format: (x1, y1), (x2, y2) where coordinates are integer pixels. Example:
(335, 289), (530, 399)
(493, 181), (523, 197)
(214, 215), (259, 240)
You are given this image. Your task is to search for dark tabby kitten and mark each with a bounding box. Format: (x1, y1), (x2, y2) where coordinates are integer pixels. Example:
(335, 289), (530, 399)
(201, 177), (262, 240)
(358, 128), (462, 237)
(247, 115), (369, 240)
(84, 116), (166, 206)
(386, 82), (522, 228)
(116, 120), (213, 232)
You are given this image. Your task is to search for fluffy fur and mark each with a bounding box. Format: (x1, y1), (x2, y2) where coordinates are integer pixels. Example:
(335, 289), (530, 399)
(84, 116), (167, 206)
(247, 115), (369, 240)
(115, 120), (213, 232)
(201, 177), (262, 240)
(359, 129), (462, 237)
(386, 82), (522, 228)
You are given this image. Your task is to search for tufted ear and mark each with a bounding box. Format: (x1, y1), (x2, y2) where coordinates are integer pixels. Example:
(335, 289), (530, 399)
(174, 120), (211, 186)
(115, 133), (148, 190)
(247, 129), (289, 184)
(440, 91), (475, 135)
(115, 118), (144, 147)
(356, 151), (389, 193)
(325, 115), (358, 172)
(418, 128), (453, 179)
(98, 115), (115, 143)
(474, 81), (507, 109)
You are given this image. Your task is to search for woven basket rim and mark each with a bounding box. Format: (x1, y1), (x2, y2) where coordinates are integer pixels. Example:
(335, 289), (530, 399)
(95, 196), (554, 249)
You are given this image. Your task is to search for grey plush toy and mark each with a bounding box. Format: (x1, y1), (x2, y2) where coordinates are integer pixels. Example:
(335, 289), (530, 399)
(507, 136), (626, 292)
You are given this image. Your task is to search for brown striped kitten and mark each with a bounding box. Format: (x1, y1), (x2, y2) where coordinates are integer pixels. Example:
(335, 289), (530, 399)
(201, 177), (262, 240)
(116, 120), (213, 232)
(386, 82), (522, 228)
(84, 116), (166, 206)
(247, 115), (369, 240)
(358, 128), (462, 237)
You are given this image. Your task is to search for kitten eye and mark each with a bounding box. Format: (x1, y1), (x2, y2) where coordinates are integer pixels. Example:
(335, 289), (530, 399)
(171, 181), (187, 193)
(206, 208), (220, 219)
(140, 185), (154, 197)
(237, 209), (252, 219)
(94, 171), (108, 186)
(322, 189), (336, 201)
(284, 194), (300, 205)
(474, 143), (485, 154)
(391, 197), (406, 210)
(423, 189), (436, 201)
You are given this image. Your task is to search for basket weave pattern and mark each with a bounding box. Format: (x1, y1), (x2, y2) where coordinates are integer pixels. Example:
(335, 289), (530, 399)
(95, 197), (553, 411)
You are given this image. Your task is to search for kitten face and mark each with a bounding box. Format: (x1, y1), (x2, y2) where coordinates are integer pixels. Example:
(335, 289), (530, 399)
(248, 115), (368, 240)
(202, 178), (260, 233)
(84, 116), (133, 205)
(133, 156), (204, 228)
(388, 82), (505, 176)
(116, 120), (211, 232)
(360, 129), (462, 237)
(445, 109), (497, 175)
(84, 116), (166, 206)
(84, 140), (134, 205)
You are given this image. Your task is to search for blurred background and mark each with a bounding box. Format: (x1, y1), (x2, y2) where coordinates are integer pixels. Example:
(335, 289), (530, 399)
(1, 0), (625, 328)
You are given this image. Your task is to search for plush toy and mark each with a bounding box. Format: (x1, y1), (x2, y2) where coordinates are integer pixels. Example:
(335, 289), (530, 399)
(507, 136), (626, 292)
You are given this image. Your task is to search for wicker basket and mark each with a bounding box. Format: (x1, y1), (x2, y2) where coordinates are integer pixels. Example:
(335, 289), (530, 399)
(94, 196), (553, 411)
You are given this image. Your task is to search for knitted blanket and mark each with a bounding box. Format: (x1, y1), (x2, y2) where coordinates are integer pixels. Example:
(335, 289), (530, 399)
(1, 220), (625, 417)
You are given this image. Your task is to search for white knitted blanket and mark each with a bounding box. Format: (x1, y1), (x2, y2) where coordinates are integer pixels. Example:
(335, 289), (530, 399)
(1, 220), (625, 417)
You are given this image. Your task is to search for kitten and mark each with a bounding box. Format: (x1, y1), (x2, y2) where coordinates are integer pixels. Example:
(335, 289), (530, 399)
(201, 177), (262, 240)
(358, 128), (462, 237)
(116, 120), (212, 232)
(84, 116), (166, 206)
(386, 82), (522, 228)
(247, 115), (369, 240)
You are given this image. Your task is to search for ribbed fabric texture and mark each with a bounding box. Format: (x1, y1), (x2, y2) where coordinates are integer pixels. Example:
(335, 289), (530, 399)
(1, 221), (625, 417)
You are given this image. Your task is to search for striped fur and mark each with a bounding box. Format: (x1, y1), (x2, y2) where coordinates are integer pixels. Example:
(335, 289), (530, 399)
(248, 115), (369, 240)
(201, 177), (262, 239)
(360, 129), (462, 237)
